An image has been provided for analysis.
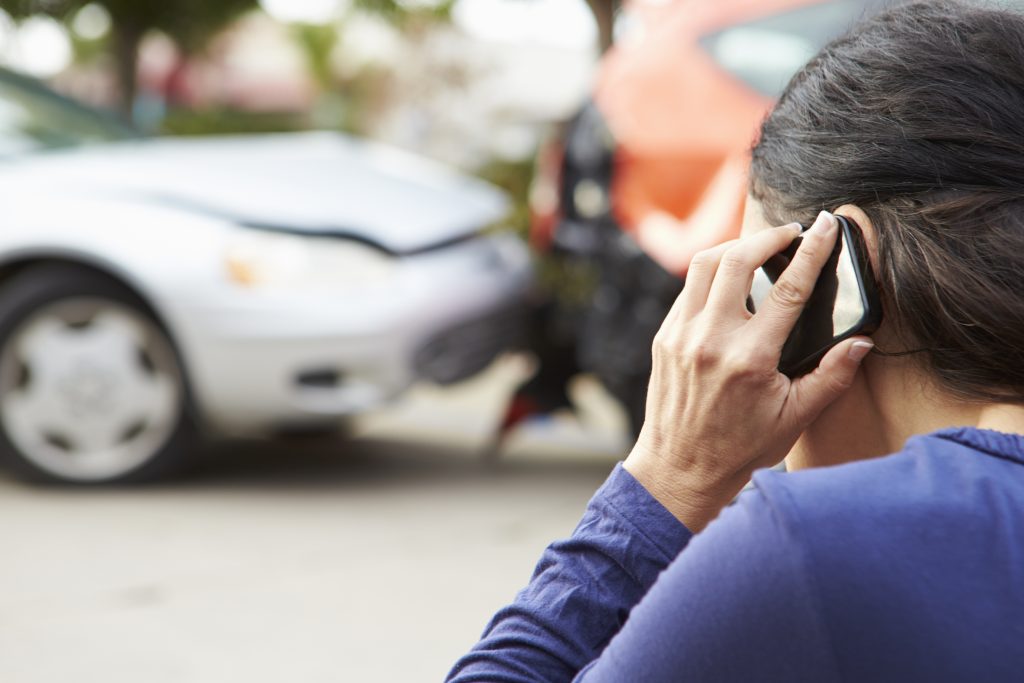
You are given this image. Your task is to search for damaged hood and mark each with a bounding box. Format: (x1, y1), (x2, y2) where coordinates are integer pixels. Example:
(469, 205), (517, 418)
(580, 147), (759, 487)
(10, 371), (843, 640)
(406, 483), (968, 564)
(0, 131), (509, 254)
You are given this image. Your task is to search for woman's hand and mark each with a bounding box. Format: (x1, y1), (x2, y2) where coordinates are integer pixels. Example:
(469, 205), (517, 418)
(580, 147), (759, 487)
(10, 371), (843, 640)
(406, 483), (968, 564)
(624, 211), (874, 532)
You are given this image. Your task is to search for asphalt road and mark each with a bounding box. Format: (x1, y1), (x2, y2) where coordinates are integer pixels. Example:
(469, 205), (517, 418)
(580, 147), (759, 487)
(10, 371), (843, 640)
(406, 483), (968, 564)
(0, 358), (632, 683)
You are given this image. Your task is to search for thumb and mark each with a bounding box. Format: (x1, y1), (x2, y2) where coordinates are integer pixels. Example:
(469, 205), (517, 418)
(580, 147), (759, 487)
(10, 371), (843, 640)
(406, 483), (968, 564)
(788, 337), (874, 423)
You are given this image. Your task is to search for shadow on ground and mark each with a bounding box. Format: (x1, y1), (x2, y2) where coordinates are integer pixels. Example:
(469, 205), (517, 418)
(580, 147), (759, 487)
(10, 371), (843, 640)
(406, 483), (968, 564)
(182, 432), (618, 492)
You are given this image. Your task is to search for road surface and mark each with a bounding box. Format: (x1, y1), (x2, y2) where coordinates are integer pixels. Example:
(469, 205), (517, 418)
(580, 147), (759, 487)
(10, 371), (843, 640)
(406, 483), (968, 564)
(0, 358), (632, 682)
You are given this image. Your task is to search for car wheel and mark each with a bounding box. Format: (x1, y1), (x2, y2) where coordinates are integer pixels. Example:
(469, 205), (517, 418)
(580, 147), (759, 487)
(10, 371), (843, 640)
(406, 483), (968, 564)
(0, 265), (195, 484)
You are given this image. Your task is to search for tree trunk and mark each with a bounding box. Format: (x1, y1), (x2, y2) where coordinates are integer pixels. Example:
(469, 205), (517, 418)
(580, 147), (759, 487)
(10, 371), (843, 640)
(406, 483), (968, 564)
(585, 0), (616, 53)
(112, 21), (143, 121)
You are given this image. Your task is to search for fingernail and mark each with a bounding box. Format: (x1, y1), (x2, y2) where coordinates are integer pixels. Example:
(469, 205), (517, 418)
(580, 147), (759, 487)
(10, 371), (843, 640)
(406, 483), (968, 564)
(813, 210), (837, 234)
(848, 340), (874, 362)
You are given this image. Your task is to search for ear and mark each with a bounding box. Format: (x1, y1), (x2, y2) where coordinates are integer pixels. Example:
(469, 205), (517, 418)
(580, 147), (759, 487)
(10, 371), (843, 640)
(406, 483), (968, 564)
(834, 204), (880, 273)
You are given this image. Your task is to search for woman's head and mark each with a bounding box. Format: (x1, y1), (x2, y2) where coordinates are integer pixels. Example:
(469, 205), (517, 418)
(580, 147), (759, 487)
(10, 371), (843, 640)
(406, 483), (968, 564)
(750, 0), (1024, 402)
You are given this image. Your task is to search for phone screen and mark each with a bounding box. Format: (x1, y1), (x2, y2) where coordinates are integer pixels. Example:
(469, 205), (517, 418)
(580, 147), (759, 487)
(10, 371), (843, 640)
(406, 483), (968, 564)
(747, 216), (882, 377)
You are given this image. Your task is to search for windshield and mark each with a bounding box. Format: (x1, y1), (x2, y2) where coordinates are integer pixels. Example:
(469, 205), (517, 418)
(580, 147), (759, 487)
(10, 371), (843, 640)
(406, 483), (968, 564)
(700, 0), (892, 99)
(0, 69), (137, 157)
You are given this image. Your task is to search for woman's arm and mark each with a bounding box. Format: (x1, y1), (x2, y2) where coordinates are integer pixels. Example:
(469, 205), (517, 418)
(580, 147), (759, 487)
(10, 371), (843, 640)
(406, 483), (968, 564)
(574, 474), (839, 682)
(445, 465), (691, 683)
(448, 466), (841, 683)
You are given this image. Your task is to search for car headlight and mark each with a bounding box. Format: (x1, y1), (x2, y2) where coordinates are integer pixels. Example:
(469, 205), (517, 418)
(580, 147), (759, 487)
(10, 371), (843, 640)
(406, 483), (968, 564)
(224, 229), (396, 290)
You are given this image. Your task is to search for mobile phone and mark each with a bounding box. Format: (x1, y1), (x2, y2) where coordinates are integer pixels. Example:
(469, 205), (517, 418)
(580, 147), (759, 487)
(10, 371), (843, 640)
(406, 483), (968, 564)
(747, 215), (882, 378)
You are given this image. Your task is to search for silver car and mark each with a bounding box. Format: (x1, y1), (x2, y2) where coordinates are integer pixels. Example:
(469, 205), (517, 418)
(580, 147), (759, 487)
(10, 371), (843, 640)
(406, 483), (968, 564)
(0, 69), (533, 484)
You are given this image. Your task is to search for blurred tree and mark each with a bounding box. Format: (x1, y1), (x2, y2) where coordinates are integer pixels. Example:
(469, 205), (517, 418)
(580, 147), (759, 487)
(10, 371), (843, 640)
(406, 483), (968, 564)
(284, 0), (457, 132)
(289, 1), (458, 94)
(292, 22), (338, 91)
(353, 0), (456, 27)
(0, 0), (256, 117)
(357, 0), (611, 50)
(584, 0), (618, 53)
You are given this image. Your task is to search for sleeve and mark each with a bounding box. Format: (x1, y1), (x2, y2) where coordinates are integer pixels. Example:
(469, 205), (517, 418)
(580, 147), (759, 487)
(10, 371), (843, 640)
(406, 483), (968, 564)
(572, 476), (842, 682)
(446, 464), (693, 683)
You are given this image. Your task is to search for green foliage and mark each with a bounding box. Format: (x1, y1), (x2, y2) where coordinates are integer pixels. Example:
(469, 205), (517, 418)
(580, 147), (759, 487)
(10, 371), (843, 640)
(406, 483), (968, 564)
(291, 22), (338, 90)
(160, 108), (307, 136)
(1, 0), (259, 114)
(139, 0), (257, 54)
(476, 157), (534, 241)
(68, 27), (108, 64)
(476, 156), (600, 307)
(353, 0), (456, 27)
(0, 0), (258, 53)
(337, 62), (395, 132)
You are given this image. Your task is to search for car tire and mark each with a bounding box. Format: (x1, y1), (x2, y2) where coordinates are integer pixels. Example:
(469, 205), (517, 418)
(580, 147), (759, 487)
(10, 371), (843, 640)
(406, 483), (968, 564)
(0, 264), (196, 485)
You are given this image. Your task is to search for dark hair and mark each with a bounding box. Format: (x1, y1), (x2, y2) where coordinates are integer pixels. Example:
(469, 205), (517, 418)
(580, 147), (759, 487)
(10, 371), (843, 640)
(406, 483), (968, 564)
(751, 0), (1024, 401)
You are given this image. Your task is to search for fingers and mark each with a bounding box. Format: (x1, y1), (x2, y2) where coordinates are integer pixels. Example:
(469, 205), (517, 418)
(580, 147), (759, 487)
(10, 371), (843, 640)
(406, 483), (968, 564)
(662, 239), (738, 327)
(787, 336), (873, 423)
(748, 211), (840, 347)
(704, 223), (802, 316)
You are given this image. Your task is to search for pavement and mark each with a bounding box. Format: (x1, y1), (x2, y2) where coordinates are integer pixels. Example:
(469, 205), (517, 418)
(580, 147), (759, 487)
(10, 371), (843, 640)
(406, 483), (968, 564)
(0, 357), (633, 683)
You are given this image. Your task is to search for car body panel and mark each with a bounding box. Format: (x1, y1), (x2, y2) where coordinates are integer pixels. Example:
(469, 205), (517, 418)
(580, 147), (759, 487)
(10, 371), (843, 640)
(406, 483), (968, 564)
(179, 233), (531, 432)
(0, 131), (510, 254)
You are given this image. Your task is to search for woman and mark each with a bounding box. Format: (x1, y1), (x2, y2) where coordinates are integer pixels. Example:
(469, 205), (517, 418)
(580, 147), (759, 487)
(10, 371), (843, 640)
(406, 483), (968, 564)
(447, 2), (1024, 681)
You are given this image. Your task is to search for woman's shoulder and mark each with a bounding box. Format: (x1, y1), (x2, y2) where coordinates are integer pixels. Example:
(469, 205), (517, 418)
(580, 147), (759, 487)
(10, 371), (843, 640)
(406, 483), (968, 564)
(723, 427), (1024, 673)
(687, 429), (1024, 681)
(747, 427), (1024, 562)
(759, 427), (1022, 502)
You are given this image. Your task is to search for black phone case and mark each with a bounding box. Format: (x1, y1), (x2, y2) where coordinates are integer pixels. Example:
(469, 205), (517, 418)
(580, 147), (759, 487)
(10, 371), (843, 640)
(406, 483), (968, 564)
(775, 216), (882, 378)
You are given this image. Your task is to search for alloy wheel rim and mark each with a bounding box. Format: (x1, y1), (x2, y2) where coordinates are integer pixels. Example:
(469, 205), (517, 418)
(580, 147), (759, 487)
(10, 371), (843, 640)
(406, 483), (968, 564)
(0, 298), (183, 481)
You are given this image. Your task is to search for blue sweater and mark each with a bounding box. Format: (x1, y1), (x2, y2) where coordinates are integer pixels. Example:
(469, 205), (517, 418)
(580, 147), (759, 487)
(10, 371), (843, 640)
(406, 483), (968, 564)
(447, 427), (1024, 681)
